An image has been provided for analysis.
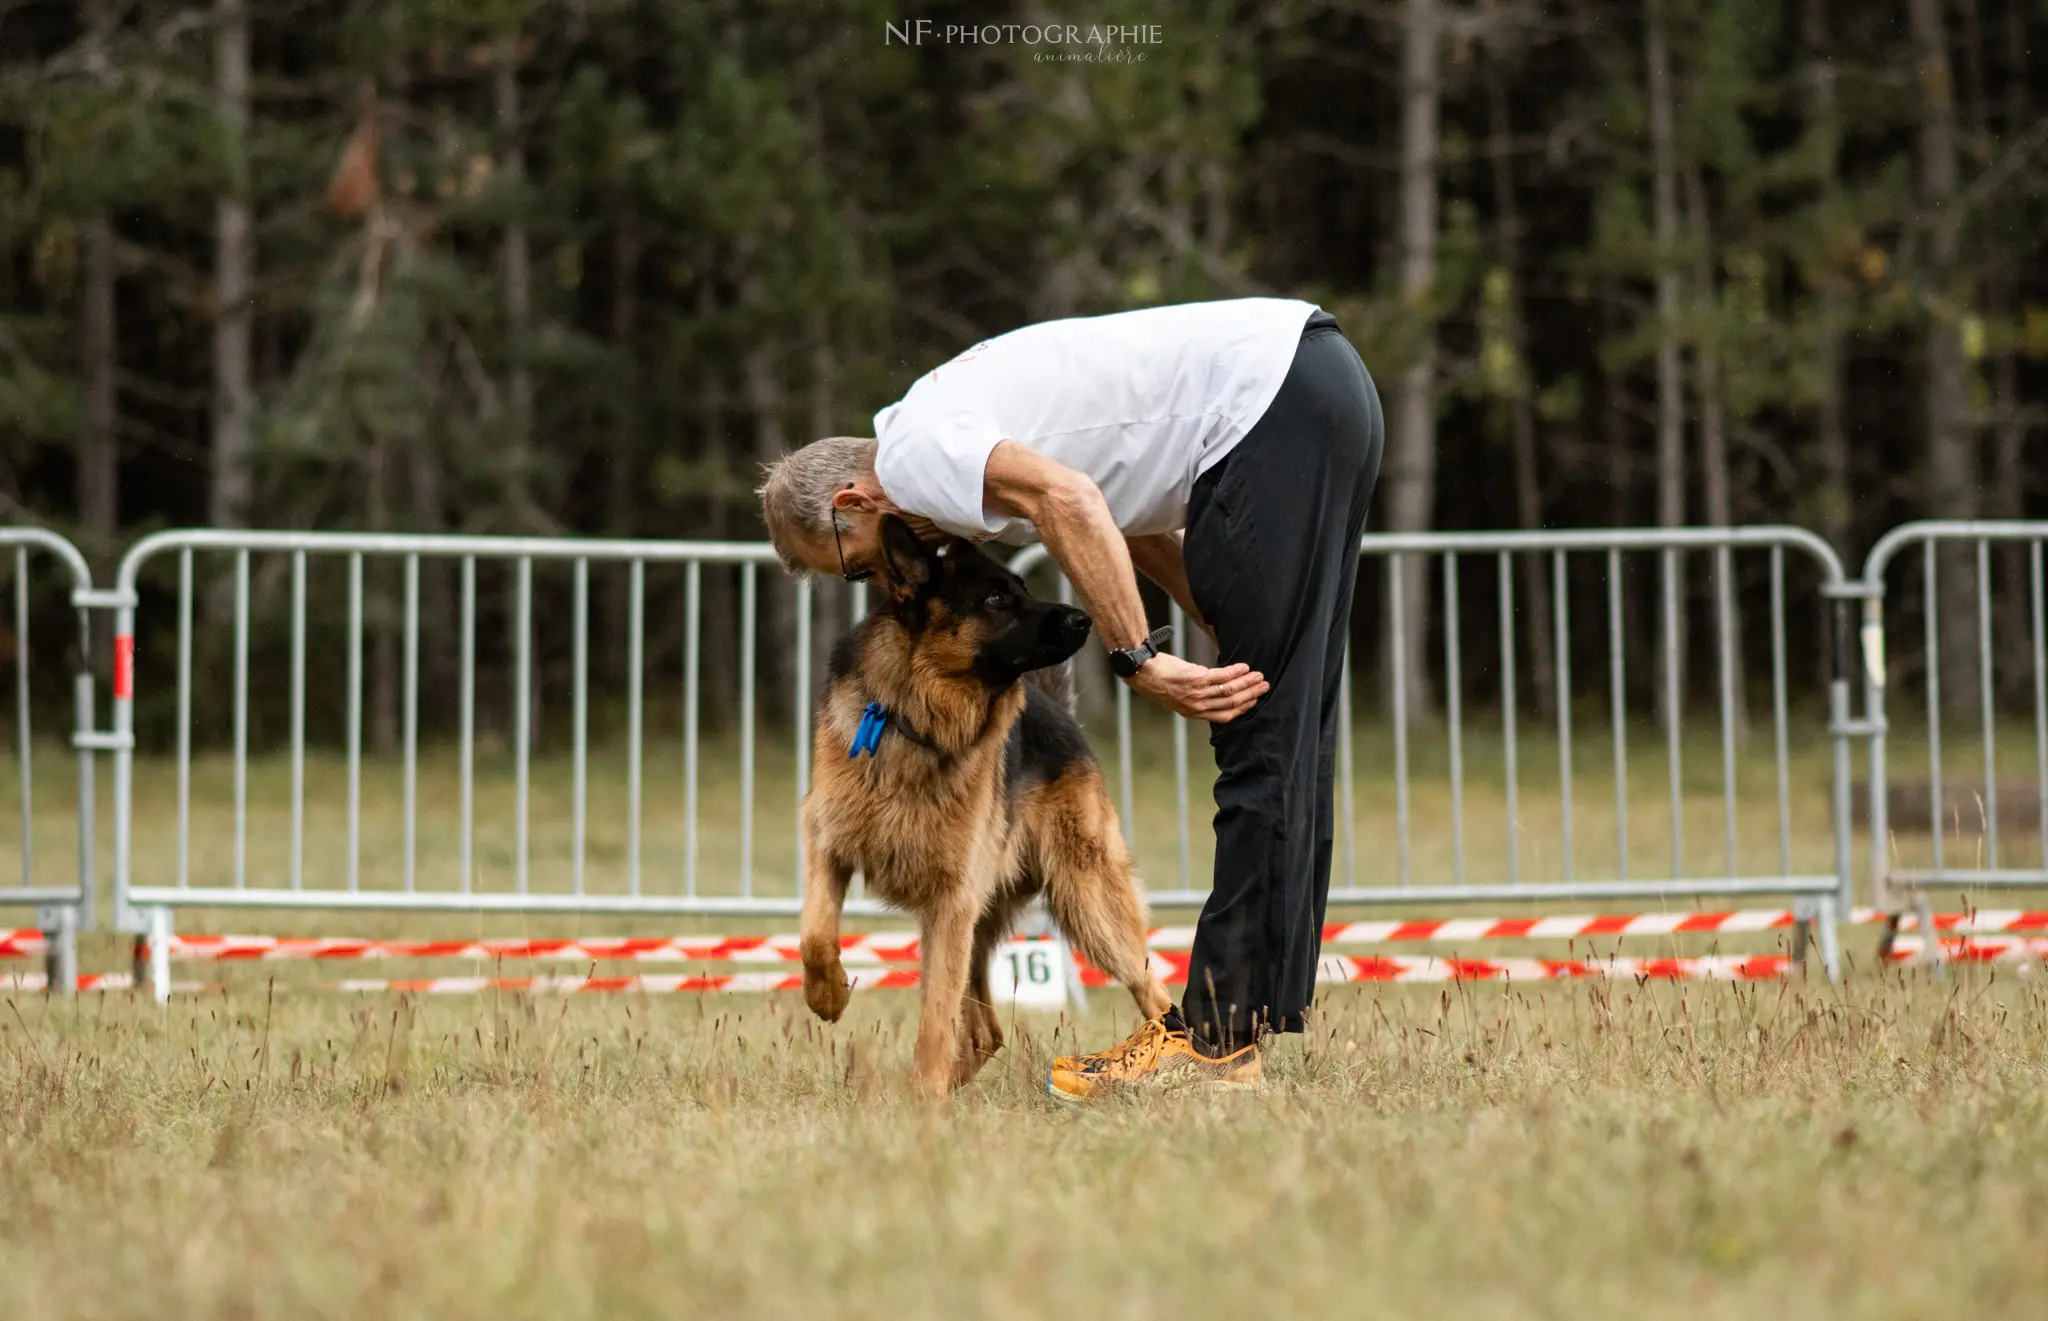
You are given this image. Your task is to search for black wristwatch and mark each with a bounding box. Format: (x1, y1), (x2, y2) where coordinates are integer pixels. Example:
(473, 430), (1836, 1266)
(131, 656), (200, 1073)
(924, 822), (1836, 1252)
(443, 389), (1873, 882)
(1109, 625), (1175, 679)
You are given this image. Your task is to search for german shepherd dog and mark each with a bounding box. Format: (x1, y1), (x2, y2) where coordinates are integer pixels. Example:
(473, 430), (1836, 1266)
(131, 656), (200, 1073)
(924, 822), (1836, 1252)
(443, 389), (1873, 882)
(800, 516), (1171, 1096)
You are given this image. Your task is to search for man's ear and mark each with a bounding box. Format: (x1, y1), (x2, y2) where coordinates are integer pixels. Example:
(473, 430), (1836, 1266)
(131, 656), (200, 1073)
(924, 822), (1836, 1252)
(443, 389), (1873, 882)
(879, 514), (935, 600)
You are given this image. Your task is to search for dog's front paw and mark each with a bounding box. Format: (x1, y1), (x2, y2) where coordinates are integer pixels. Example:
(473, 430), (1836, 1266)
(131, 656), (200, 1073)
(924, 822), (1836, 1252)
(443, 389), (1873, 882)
(804, 960), (851, 1022)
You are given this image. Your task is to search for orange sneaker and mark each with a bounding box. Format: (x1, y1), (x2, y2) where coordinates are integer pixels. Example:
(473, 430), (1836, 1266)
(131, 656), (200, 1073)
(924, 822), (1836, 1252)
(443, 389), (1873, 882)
(1046, 1017), (1262, 1102)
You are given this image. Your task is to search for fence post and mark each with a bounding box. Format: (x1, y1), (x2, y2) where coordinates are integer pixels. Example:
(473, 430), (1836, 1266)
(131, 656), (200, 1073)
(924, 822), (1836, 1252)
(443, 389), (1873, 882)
(1828, 594), (1857, 923)
(147, 906), (171, 1003)
(110, 584), (138, 934)
(1860, 593), (1891, 916)
(71, 600), (96, 936)
(33, 583), (98, 994)
(36, 903), (76, 993)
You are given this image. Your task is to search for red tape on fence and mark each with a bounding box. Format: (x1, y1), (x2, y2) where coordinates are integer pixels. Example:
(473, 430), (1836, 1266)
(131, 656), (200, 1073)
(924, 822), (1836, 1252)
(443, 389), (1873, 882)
(11, 914), (2044, 996)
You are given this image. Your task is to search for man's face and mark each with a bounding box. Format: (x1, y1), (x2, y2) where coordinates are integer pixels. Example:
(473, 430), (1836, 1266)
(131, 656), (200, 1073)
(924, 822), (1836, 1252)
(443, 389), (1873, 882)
(811, 486), (886, 582)
(799, 500), (884, 581)
(790, 488), (943, 580)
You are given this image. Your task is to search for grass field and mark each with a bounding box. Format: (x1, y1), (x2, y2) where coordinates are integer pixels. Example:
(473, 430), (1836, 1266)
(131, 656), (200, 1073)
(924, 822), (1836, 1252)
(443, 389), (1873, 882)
(3, 972), (2047, 1318)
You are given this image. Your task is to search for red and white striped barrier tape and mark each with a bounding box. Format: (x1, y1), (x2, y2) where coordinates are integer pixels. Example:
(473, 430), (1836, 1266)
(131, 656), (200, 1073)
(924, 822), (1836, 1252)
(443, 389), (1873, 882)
(1886, 935), (2048, 963)
(300, 939), (2048, 994)
(8, 938), (2038, 996)
(150, 932), (920, 964)
(100, 909), (2048, 965)
(319, 955), (1792, 994)
(3, 911), (2039, 966)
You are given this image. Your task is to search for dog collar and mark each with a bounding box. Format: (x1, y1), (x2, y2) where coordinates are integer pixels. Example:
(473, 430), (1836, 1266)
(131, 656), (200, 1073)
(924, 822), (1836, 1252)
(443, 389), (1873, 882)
(848, 701), (941, 758)
(849, 702), (888, 758)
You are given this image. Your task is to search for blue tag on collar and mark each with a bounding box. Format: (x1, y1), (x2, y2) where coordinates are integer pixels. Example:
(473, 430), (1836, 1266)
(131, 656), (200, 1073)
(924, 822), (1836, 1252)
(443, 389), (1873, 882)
(849, 701), (887, 758)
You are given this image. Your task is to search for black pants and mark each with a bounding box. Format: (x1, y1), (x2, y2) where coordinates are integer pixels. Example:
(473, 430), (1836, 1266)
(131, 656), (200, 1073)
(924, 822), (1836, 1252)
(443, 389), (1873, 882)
(1180, 312), (1383, 1053)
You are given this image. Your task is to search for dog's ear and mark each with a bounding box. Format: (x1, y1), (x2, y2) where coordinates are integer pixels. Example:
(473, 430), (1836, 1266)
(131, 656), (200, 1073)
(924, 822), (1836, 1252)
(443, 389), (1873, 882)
(878, 514), (936, 600)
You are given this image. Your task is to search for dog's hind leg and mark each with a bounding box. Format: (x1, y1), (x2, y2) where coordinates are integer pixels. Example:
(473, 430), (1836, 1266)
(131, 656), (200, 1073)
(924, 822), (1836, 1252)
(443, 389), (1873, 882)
(1035, 779), (1171, 1023)
(1046, 868), (1170, 1023)
(799, 812), (856, 1024)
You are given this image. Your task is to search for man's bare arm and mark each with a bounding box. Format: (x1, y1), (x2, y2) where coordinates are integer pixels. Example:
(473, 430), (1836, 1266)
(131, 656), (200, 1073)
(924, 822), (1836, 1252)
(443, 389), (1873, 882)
(982, 442), (1150, 650)
(983, 441), (1265, 722)
(1124, 532), (1210, 639)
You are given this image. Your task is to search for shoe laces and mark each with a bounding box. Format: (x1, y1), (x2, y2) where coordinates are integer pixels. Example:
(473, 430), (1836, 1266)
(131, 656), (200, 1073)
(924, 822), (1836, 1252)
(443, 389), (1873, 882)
(1086, 1017), (1174, 1071)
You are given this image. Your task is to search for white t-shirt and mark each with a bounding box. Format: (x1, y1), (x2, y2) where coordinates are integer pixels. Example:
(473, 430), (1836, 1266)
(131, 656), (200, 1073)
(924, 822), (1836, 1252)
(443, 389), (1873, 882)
(872, 297), (1319, 545)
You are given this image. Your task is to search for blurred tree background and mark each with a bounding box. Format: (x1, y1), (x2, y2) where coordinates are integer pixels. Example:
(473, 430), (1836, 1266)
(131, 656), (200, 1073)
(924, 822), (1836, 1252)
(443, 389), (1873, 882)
(0, 0), (2043, 737)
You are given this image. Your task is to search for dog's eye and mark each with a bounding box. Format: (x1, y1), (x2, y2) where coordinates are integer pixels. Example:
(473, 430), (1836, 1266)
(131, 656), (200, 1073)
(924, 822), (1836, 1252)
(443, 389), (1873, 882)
(985, 590), (1009, 610)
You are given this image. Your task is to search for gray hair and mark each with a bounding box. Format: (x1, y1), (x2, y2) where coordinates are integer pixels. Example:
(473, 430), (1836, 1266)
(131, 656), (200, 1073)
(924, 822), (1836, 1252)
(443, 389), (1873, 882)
(756, 436), (879, 574)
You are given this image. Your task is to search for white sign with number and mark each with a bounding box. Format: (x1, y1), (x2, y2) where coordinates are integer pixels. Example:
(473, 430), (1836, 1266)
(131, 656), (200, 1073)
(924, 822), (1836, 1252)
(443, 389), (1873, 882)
(988, 934), (1072, 1010)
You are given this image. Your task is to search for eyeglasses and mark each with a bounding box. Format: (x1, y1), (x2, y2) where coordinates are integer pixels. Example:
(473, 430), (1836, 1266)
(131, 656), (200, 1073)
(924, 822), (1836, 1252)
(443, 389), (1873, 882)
(833, 487), (873, 583)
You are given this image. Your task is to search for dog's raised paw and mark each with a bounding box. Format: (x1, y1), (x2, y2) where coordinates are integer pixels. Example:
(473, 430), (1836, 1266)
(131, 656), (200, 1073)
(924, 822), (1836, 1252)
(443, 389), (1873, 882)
(804, 963), (851, 1022)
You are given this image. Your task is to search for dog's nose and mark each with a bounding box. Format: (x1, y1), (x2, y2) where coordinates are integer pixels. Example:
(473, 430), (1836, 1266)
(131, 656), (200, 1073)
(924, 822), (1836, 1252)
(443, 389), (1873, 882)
(1050, 605), (1092, 644)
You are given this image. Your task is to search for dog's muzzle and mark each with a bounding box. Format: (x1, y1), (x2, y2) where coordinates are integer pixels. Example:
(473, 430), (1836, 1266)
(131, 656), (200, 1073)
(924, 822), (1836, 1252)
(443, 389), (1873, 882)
(1044, 605), (1093, 650)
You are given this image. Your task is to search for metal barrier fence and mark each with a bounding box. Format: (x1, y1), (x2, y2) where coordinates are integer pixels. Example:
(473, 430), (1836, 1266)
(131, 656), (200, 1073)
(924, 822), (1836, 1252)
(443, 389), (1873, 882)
(106, 531), (890, 965)
(1859, 521), (2048, 965)
(0, 518), (1963, 996)
(0, 528), (107, 992)
(1024, 527), (1859, 979)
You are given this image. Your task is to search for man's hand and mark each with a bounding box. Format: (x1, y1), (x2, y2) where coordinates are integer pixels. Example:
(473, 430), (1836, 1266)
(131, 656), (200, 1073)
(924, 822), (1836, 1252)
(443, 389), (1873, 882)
(1126, 653), (1268, 723)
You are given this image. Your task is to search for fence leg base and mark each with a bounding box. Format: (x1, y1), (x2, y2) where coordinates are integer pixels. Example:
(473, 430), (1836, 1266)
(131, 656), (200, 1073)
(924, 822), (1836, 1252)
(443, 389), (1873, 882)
(1876, 912), (1902, 961)
(1790, 897), (1843, 983)
(1816, 897), (1842, 983)
(143, 907), (172, 1003)
(37, 906), (77, 994)
(1913, 893), (1943, 977)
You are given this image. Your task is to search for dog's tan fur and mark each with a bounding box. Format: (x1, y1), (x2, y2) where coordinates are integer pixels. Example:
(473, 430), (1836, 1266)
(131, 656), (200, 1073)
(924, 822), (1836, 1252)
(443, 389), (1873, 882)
(800, 595), (1170, 1097)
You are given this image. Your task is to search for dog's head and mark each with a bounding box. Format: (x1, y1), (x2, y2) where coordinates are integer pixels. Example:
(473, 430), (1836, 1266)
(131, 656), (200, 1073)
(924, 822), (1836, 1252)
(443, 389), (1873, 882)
(874, 515), (1093, 687)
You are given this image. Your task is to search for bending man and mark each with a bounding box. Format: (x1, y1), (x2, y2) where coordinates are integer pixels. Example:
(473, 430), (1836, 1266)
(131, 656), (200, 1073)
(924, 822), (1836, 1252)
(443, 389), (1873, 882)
(759, 297), (1383, 1098)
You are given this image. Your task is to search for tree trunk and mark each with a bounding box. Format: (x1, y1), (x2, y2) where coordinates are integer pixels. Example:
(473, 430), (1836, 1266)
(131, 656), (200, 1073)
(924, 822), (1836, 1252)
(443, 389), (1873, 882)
(1990, 352), (2027, 702)
(77, 0), (117, 574)
(1683, 169), (1729, 534)
(78, 214), (116, 568)
(1805, 0), (1848, 558)
(1646, 0), (1688, 713)
(1683, 164), (1748, 741)
(608, 220), (642, 662)
(409, 357), (454, 728)
(1384, 0), (1440, 720)
(1486, 61), (1555, 721)
(745, 340), (793, 726)
(1603, 289), (1633, 533)
(496, 33), (538, 741)
(496, 32), (534, 515)
(697, 277), (738, 726)
(1909, 0), (1977, 717)
(807, 306), (846, 715)
(209, 0), (252, 535)
(368, 436), (397, 757)
(700, 409), (738, 729)
(1602, 289), (1646, 702)
(76, 0), (116, 569)
(1987, 0), (2028, 700)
